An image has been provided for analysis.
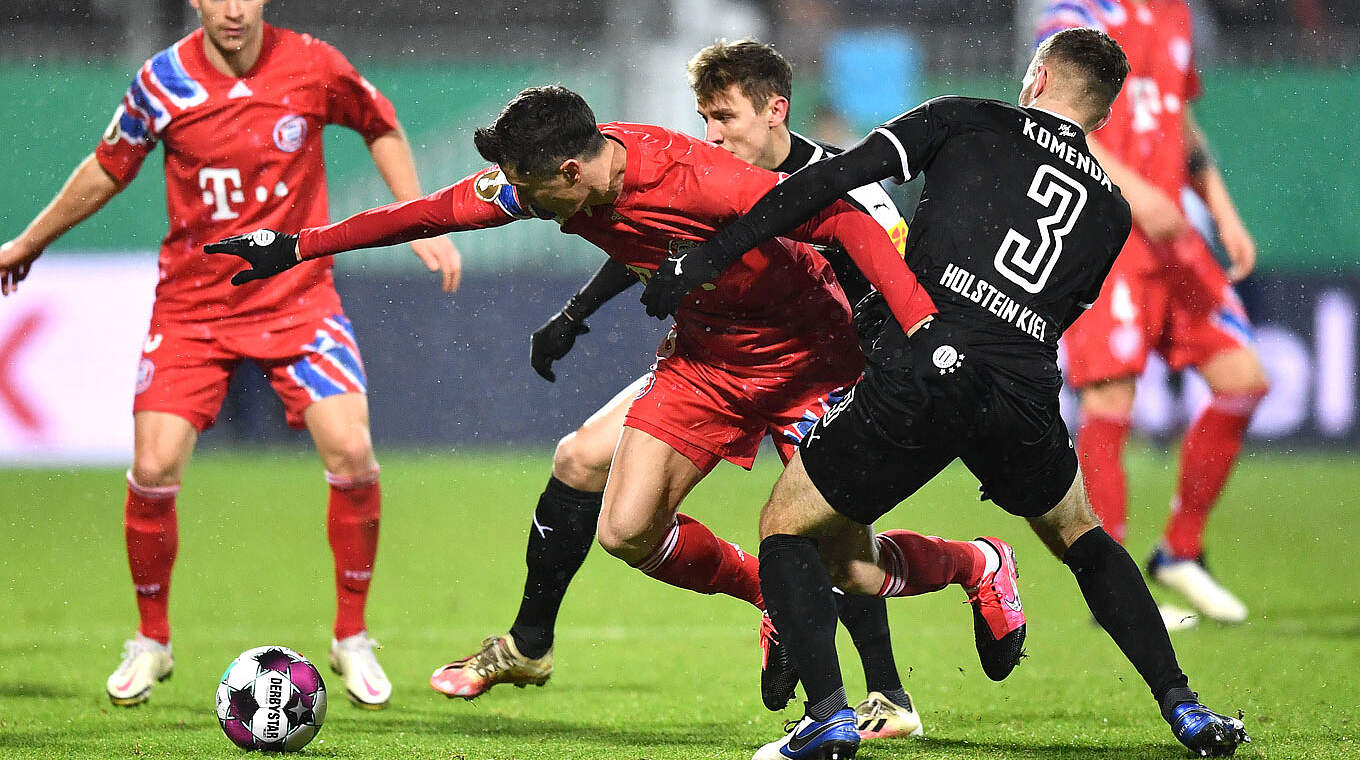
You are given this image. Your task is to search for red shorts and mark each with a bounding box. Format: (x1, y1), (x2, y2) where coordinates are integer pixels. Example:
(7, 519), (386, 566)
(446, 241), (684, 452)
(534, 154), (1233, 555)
(624, 327), (864, 473)
(1064, 232), (1254, 389)
(133, 311), (367, 431)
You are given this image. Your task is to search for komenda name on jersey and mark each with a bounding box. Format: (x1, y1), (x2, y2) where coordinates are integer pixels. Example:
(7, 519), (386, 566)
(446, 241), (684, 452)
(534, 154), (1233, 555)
(1021, 117), (1113, 191)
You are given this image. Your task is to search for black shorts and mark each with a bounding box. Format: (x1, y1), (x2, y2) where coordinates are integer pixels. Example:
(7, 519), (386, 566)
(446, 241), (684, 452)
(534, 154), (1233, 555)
(799, 357), (1077, 523)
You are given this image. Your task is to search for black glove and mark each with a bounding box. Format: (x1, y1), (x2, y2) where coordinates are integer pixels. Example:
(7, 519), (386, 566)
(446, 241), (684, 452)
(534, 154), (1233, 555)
(204, 229), (301, 285)
(639, 246), (721, 319)
(530, 311), (590, 382)
(903, 316), (970, 382)
(854, 292), (969, 381)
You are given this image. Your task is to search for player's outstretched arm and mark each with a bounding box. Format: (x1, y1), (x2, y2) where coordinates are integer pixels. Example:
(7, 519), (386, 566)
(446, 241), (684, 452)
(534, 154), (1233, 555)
(531, 258), (636, 382)
(1, 154), (123, 296)
(1184, 109), (1255, 281)
(367, 126), (463, 293)
(206, 169), (527, 285)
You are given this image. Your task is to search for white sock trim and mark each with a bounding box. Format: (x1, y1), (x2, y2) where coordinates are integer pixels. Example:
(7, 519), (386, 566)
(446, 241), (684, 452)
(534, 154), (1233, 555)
(126, 470), (180, 500)
(972, 540), (1002, 579)
(635, 521), (680, 575)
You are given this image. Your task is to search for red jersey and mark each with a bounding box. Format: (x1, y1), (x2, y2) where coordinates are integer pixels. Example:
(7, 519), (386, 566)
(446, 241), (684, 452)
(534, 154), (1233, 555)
(301, 122), (935, 369)
(1037, 0), (1201, 274)
(96, 24), (399, 328)
(1037, 0), (1199, 199)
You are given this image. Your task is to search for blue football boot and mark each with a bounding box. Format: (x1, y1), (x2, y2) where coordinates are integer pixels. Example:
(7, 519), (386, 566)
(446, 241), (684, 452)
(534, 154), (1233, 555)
(1168, 701), (1251, 757)
(753, 707), (859, 760)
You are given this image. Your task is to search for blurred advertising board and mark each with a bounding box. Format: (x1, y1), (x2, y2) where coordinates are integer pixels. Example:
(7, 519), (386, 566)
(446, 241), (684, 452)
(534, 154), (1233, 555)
(0, 255), (155, 464)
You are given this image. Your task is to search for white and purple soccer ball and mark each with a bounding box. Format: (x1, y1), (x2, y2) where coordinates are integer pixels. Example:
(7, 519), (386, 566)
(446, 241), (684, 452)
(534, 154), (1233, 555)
(216, 646), (327, 752)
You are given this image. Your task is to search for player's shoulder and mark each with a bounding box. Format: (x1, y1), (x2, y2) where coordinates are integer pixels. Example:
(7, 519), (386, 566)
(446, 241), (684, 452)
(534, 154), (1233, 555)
(601, 121), (704, 150)
(902, 95), (1021, 130)
(781, 132), (839, 173)
(268, 25), (347, 66)
(604, 120), (747, 171)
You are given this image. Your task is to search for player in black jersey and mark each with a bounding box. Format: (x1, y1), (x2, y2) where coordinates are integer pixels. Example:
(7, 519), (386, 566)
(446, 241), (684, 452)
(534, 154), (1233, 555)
(642, 28), (1249, 760)
(428, 40), (923, 740)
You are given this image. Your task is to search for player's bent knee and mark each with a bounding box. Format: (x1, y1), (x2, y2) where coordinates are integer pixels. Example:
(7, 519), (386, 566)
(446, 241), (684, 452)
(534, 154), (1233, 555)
(1079, 378), (1137, 418)
(552, 430), (611, 492)
(594, 513), (647, 562)
(317, 435), (377, 480)
(130, 451), (186, 489)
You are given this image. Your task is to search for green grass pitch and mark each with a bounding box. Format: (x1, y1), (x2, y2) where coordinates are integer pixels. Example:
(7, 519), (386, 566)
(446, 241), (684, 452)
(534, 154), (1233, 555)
(1, 447), (1356, 759)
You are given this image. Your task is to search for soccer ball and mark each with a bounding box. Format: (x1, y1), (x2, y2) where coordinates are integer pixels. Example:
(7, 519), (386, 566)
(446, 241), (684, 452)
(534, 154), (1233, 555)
(216, 646), (327, 752)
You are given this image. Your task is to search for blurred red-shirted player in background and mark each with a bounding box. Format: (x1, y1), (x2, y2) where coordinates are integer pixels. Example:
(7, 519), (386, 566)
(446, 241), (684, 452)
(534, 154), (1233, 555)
(0, 0), (460, 708)
(1036, 0), (1270, 629)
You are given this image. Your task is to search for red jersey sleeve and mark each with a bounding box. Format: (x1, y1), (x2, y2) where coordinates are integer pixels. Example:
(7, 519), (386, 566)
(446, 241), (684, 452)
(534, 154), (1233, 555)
(93, 62), (163, 185)
(317, 40), (400, 140)
(299, 166), (532, 258)
(786, 199), (937, 330)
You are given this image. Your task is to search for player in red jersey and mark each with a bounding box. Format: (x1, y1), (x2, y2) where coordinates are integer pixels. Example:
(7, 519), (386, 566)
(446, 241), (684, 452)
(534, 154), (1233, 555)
(211, 86), (1018, 719)
(417, 41), (922, 740)
(1036, 1), (1270, 628)
(0, 0), (460, 708)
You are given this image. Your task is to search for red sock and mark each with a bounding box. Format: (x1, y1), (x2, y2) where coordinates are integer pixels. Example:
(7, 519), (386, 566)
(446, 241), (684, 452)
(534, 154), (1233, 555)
(1077, 412), (1131, 543)
(634, 514), (764, 609)
(875, 530), (986, 596)
(1163, 392), (1262, 559)
(327, 469), (381, 640)
(124, 472), (179, 645)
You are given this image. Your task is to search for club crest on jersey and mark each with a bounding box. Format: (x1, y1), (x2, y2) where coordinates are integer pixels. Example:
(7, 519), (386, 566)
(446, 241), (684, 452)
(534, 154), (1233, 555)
(273, 115), (307, 153)
(136, 358), (155, 395)
(932, 345), (963, 373)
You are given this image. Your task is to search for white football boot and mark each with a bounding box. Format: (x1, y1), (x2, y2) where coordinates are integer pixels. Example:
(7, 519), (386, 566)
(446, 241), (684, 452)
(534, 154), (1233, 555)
(106, 633), (174, 706)
(1158, 603), (1200, 632)
(330, 632), (392, 709)
(854, 691), (924, 739)
(1148, 548), (1248, 624)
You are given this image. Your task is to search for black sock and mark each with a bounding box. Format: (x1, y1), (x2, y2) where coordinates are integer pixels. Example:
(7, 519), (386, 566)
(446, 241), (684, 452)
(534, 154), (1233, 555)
(508, 477), (603, 659)
(836, 592), (905, 696)
(1063, 528), (1191, 706)
(760, 534), (848, 721)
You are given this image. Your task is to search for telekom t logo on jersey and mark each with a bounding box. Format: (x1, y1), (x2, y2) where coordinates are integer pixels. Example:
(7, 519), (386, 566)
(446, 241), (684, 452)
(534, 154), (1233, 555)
(198, 167), (290, 221)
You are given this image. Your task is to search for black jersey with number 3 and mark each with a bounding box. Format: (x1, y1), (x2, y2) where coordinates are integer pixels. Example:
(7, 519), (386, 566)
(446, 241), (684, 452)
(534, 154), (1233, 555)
(874, 96), (1131, 393)
(692, 95), (1131, 399)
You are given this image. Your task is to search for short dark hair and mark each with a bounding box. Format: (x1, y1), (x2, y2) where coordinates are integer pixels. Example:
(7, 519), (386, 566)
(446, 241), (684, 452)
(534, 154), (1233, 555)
(687, 39), (793, 114)
(473, 86), (607, 177)
(1036, 27), (1130, 116)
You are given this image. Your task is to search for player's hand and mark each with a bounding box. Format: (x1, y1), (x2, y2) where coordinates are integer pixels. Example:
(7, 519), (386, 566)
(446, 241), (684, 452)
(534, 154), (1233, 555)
(904, 316), (971, 382)
(410, 235), (462, 293)
(0, 238), (42, 297)
(1130, 187), (1190, 243)
(530, 311), (590, 382)
(639, 245), (720, 319)
(204, 229), (301, 285)
(1216, 213), (1256, 282)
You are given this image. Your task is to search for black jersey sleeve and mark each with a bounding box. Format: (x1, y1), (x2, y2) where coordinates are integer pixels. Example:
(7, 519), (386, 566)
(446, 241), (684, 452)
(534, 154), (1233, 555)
(873, 96), (965, 183)
(562, 257), (637, 322)
(689, 130), (905, 272)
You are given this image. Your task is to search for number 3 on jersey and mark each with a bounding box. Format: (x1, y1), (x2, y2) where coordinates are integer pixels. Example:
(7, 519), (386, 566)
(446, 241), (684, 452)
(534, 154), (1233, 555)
(994, 164), (1087, 294)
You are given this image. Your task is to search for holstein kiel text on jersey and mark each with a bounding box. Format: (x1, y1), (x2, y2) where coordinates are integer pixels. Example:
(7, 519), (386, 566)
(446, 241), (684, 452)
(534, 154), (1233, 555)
(938, 263), (1053, 342)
